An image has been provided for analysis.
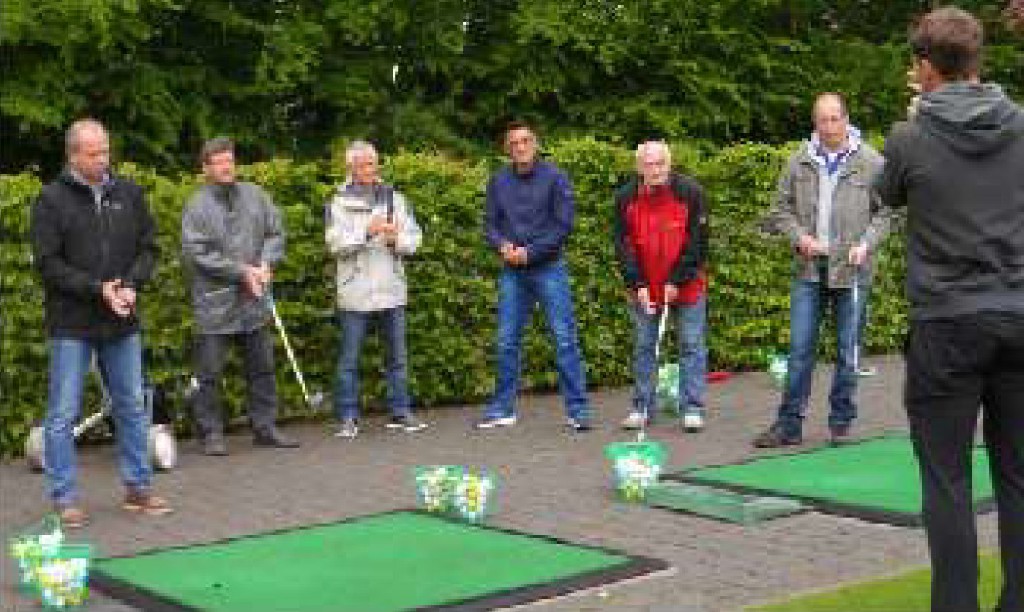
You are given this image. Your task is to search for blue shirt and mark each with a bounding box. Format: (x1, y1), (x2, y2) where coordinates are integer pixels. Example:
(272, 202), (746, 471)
(484, 161), (575, 266)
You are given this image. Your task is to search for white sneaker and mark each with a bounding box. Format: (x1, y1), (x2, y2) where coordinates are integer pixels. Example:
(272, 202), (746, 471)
(682, 412), (705, 433)
(620, 411), (649, 430)
(474, 415), (517, 430)
(334, 419), (359, 439)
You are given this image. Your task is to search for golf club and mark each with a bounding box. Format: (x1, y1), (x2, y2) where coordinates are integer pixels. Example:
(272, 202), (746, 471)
(267, 296), (326, 411)
(25, 365), (177, 472)
(639, 298), (671, 443)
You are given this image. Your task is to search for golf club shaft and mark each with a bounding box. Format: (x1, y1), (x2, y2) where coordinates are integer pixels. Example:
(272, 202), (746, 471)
(852, 269), (860, 372)
(641, 298), (671, 440)
(73, 410), (109, 438)
(270, 300), (313, 403)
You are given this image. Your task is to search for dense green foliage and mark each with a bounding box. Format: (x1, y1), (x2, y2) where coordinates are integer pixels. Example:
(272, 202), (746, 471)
(0, 138), (909, 457)
(2, 1), (1021, 173)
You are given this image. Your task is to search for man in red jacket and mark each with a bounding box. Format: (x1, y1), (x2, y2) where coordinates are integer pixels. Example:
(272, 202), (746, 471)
(613, 141), (709, 433)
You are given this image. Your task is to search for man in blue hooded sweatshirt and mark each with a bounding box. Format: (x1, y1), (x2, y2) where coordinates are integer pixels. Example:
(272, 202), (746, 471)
(875, 8), (1024, 612)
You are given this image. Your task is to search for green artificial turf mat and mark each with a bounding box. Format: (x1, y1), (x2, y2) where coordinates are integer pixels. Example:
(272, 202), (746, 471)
(644, 482), (806, 524)
(664, 434), (993, 526)
(92, 510), (668, 612)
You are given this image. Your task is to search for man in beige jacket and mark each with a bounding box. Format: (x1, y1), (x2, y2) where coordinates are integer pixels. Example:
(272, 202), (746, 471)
(325, 141), (426, 439)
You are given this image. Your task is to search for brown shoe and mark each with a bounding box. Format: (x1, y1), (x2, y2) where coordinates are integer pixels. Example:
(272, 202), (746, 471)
(123, 491), (173, 516)
(56, 506), (89, 529)
(829, 424), (854, 446)
(753, 425), (803, 449)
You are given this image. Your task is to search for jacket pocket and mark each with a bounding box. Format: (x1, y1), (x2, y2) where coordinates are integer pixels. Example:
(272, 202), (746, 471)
(196, 286), (235, 321)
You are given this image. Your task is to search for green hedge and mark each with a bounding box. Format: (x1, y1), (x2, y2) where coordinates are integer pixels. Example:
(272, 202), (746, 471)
(0, 139), (908, 457)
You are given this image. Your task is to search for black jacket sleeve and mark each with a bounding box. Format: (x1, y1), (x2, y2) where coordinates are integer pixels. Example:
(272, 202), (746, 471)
(612, 181), (644, 288)
(669, 176), (708, 284)
(874, 122), (912, 212)
(124, 184), (158, 289)
(30, 189), (102, 296)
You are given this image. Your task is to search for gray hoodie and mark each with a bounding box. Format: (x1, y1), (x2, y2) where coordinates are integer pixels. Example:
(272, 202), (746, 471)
(875, 82), (1024, 320)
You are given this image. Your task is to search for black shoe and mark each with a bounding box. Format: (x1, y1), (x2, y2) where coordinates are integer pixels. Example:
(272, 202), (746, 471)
(829, 424), (853, 446)
(253, 428), (300, 448)
(202, 434), (228, 456)
(385, 414), (429, 433)
(753, 425), (802, 448)
(566, 416), (593, 432)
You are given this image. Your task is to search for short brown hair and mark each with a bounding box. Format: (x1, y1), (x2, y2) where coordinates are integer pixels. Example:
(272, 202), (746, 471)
(911, 7), (983, 80)
(200, 136), (234, 164)
(504, 121), (535, 142)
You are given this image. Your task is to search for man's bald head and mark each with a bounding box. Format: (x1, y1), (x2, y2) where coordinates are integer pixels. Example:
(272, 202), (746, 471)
(812, 93), (850, 151)
(65, 119), (110, 184)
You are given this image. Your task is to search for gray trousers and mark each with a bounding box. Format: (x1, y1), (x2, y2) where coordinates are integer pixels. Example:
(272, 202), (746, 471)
(192, 327), (278, 438)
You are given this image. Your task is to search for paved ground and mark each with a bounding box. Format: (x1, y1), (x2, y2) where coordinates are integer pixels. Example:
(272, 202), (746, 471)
(0, 355), (1000, 612)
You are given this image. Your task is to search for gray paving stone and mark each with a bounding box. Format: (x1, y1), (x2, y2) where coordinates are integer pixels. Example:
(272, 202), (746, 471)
(0, 356), (1001, 611)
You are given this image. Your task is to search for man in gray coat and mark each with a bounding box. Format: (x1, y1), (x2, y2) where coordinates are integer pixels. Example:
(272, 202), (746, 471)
(182, 137), (299, 455)
(756, 93), (892, 448)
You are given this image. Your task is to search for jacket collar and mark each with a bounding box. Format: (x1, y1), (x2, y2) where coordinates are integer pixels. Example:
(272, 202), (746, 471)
(60, 167), (114, 191)
(622, 172), (684, 200)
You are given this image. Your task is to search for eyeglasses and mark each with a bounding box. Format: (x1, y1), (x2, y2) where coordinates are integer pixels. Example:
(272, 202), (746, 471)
(910, 39), (929, 59)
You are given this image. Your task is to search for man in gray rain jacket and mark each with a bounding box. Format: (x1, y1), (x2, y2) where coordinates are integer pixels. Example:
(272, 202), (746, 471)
(181, 137), (299, 455)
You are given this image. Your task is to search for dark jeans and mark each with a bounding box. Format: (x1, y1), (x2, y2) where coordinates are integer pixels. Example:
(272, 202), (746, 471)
(192, 327), (279, 438)
(775, 275), (863, 435)
(905, 312), (1024, 612)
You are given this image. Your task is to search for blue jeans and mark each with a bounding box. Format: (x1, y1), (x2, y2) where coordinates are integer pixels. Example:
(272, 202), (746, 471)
(485, 258), (591, 420)
(45, 333), (152, 506)
(630, 296), (708, 418)
(776, 276), (864, 435)
(334, 307), (411, 420)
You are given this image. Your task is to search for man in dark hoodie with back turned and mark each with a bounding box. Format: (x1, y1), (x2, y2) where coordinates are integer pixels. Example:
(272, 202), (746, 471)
(875, 8), (1024, 612)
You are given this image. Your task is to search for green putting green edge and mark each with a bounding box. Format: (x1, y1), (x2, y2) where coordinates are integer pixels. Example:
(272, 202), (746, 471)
(94, 511), (632, 612)
(747, 551), (1003, 612)
(684, 436), (992, 514)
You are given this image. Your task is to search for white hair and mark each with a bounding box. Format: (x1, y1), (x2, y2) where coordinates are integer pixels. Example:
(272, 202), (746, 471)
(345, 140), (378, 168)
(635, 140), (671, 167)
(65, 118), (108, 156)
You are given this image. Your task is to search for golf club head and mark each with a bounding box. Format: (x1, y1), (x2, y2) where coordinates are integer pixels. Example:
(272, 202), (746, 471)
(149, 424), (177, 471)
(25, 425), (45, 472)
(307, 390), (327, 411)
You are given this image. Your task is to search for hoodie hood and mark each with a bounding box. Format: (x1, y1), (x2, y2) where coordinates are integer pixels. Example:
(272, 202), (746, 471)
(917, 82), (1024, 157)
(807, 125), (862, 175)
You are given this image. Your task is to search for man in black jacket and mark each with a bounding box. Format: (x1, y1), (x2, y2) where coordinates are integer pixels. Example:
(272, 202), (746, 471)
(30, 119), (172, 527)
(875, 8), (1024, 612)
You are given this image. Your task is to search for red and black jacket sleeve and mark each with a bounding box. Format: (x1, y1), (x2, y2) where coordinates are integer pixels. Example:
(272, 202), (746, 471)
(668, 174), (708, 285)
